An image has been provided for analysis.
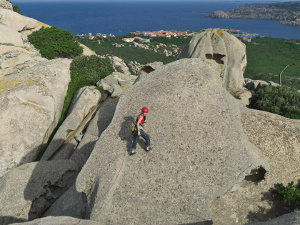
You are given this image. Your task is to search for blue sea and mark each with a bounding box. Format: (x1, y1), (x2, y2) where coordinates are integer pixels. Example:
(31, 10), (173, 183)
(14, 1), (300, 39)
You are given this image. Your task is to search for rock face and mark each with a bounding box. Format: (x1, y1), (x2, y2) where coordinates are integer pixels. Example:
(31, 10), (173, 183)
(41, 86), (102, 161)
(0, 160), (78, 225)
(70, 97), (118, 169)
(0, 59), (72, 177)
(109, 56), (130, 74)
(11, 216), (102, 225)
(0, 0), (12, 11)
(0, 8), (41, 40)
(244, 78), (279, 92)
(179, 29), (247, 93)
(211, 107), (300, 225)
(42, 98), (119, 218)
(75, 58), (269, 224)
(245, 211), (300, 225)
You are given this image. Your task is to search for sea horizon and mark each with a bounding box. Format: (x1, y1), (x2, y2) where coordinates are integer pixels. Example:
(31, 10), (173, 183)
(15, 1), (300, 39)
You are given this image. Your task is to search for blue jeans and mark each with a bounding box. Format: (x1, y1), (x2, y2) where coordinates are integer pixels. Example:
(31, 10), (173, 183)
(131, 129), (150, 151)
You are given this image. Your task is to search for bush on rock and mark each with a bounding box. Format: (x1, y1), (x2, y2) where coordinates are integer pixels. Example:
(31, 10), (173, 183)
(276, 181), (300, 211)
(249, 85), (300, 119)
(59, 55), (114, 123)
(28, 27), (83, 59)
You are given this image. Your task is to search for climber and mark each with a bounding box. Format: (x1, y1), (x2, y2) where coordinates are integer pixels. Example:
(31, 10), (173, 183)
(130, 107), (151, 155)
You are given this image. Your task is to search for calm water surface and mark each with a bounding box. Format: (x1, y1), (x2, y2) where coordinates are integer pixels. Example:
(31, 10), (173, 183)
(15, 2), (300, 39)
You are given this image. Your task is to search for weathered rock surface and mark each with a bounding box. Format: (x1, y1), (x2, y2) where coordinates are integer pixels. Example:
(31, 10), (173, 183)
(12, 216), (101, 225)
(245, 211), (300, 225)
(97, 74), (122, 98)
(0, 46), (45, 76)
(179, 29), (247, 93)
(112, 71), (137, 87)
(0, 24), (23, 46)
(70, 97), (118, 169)
(0, 0), (12, 10)
(0, 59), (72, 177)
(42, 184), (87, 219)
(132, 41), (149, 49)
(41, 86), (101, 161)
(0, 160), (78, 225)
(75, 58), (269, 224)
(127, 61), (142, 74)
(244, 78), (279, 91)
(0, 8), (41, 39)
(42, 98), (119, 218)
(109, 56), (130, 74)
(211, 107), (300, 225)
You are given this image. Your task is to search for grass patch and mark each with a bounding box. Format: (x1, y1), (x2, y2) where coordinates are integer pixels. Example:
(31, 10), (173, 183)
(244, 37), (300, 89)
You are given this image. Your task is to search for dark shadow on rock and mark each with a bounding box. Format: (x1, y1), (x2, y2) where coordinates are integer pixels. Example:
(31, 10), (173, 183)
(119, 116), (135, 154)
(0, 217), (27, 225)
(246, 180), (300, 223)
(179, 220), (213, 225)
(84, 179), (100, 219)
(0, 139), (93, 224)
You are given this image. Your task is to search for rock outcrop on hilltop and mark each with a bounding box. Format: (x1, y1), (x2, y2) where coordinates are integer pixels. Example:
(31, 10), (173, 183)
(74, 58), (269, 224)
(179, 29), (247, 93)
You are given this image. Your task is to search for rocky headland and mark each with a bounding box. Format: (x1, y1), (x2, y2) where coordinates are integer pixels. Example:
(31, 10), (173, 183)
(0, 0), (300, 224)
(209, 2), (300, 26)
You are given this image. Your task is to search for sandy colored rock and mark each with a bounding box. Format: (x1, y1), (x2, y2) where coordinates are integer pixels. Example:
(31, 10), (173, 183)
(0, 24), (23, 46)
(0, 59), (71, 177)
(112, 71), (137, 87)
(179, 29), (247, 93)
(97, 74), (122, 98)
(0, 8), (40, 33)
(0, 0), (12, 10)
(75, 58), (269, 224)
(109, 56), (130, 74)
(41, 86), (101, 161)
(0, 160), (78, 225)
(211, 107), (300, 225)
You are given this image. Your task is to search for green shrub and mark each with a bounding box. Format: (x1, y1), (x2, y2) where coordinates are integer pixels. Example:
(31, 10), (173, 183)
(28, 27), (83, 59)
(276, 181), (300, 211)
(59, 55), (114, 123)
(249, 85), (300, 119)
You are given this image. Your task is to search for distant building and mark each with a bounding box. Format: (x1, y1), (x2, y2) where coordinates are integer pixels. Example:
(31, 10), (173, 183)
(122, 38), (135, 42)
(242, 38), (252, 42)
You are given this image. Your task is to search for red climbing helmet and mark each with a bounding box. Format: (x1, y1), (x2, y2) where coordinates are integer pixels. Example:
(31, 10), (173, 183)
(141, 107), (149, 113)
